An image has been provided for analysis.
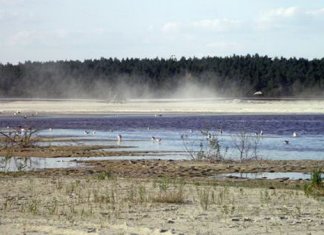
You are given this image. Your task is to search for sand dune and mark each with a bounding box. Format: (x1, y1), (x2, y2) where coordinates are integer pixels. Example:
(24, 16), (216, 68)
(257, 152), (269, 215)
(1, 99), (324, 115)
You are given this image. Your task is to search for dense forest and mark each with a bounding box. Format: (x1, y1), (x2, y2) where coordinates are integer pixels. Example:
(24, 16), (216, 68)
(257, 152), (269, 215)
(0, 54), (324, 99)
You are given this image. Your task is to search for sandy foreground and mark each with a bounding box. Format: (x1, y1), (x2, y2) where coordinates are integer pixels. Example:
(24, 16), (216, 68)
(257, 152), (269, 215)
(1, 99), (324, 114)
(0, 174), (323, 235)
(0, 160), (324, 235)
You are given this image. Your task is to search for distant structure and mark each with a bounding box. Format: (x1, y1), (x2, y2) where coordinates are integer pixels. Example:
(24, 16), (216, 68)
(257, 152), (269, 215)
(284, 140), (289, 144)
(253, 91), (263, 96)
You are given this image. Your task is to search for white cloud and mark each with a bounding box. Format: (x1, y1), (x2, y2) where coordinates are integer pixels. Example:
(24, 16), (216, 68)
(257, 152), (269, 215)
(7, 30), (45, 46)
(5, 28), (108, 47)
(161, 18), (240, 34)
(266, 7), (301, 18)
(0, 0), (26, 4)
(306, 8), (324, 16)
(206, 41), (241, 50)
(192, 19), (239, 31)
(0, 9), (35, 25)
(258, 7), (324, 30)
(161, 22), (182, 33)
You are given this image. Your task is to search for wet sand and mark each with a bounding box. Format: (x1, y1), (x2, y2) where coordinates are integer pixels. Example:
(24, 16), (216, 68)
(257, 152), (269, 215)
(1, 99), (324, 115)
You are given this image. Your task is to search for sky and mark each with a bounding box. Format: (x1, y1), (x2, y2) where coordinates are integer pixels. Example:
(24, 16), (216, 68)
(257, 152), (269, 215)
(0, 0), (324, 64)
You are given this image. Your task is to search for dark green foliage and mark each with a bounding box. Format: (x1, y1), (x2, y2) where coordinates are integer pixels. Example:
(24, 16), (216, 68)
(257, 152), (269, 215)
(1, 55), (324, 98)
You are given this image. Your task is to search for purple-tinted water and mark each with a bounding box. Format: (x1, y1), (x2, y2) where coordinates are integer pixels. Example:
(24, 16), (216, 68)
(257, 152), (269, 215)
(1, 114), (324, 172)
(1, 114), (323, 136)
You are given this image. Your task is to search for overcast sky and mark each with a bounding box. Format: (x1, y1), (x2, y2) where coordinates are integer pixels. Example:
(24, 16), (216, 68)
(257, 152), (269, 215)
(1, 0), (324, 64)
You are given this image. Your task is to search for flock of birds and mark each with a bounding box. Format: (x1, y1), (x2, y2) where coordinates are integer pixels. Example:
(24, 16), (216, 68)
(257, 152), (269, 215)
(11, 110), (300, 145)
(82, 130), (163, 144)
(80, 127), (300, 146)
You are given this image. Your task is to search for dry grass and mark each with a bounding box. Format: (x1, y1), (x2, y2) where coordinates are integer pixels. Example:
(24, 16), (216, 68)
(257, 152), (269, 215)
(1, 174), (324, 234)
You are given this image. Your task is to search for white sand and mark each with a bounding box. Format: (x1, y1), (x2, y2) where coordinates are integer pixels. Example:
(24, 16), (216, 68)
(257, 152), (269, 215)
(1, 99), (324, 115)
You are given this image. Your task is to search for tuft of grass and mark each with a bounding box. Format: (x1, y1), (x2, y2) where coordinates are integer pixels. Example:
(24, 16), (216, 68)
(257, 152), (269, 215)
(152, 181), (185, 204)
(96, 171), (113, 180)
(152, 190), (185, 204)
(304, 169), (324, 198)
(197, 188), (210, 210)
(311, 169), (322, 187)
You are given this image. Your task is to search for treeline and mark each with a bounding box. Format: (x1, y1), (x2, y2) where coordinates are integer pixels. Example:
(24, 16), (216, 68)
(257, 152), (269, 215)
(0, 54), (324, 98)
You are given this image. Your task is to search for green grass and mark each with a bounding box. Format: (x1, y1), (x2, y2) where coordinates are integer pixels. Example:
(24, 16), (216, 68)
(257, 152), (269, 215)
(304, 169), (324, 198)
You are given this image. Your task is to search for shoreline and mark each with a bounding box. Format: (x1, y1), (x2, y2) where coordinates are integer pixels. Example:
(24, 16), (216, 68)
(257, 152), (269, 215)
(1, 99), (324, 116)
(2, 112), (324, 118)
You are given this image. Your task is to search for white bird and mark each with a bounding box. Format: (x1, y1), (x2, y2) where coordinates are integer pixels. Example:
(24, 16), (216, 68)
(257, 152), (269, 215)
(84, 130), (90, 135)
(151, 136), (161, 143)
(292, 132), (298, 137)
(117, 134), (122, 141)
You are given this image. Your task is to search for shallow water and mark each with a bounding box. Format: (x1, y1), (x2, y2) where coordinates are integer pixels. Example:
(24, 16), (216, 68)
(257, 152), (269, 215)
(0, 156), (78, 172)
(1, 114), (324, 171)
(213, 172), (324, 180)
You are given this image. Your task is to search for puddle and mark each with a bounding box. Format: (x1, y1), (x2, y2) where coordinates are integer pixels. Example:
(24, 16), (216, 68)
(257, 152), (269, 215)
(0, 156), (79, 172)
(213, 172), (323, 180)
(0, 151), (189, 172)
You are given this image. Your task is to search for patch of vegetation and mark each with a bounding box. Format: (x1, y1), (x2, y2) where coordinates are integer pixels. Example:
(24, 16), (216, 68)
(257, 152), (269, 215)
(0, 127), (39, 149)
(96, 170), (114, 180)
(304, 169), (324, 198)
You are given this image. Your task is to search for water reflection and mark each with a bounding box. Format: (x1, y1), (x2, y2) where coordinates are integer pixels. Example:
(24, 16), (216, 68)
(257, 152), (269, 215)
(0, 156), (78, 172)
(1, 114), (324, 172)
(213, 172), (324, 180)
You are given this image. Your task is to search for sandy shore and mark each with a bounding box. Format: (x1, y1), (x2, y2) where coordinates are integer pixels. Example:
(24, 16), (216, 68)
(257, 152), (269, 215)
(0, 159), (323, 234)
(0, 173), (323, 235)
(1, 99), (324, 115)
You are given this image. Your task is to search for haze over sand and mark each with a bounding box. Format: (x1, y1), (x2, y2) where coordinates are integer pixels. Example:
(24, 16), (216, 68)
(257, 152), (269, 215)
(1, 99), (324, 115)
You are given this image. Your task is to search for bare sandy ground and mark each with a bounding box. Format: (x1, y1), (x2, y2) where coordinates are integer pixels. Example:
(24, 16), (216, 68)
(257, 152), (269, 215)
(1, 99), (324, 115)
(0, 175), (323, 235)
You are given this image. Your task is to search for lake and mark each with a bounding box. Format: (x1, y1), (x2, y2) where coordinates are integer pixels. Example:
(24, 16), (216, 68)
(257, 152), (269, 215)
(1, 114), (324, 171)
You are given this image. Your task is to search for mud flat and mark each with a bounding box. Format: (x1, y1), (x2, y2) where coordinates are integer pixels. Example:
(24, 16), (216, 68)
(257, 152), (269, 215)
(1, 99), (324, 115)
